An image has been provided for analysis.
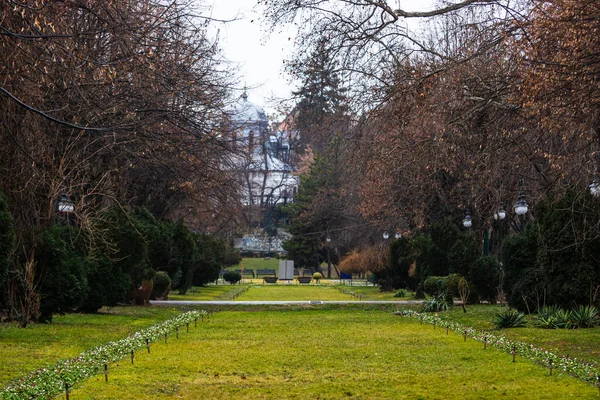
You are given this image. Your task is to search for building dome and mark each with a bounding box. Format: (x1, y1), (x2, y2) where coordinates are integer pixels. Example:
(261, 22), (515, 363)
(233, 92), (268, 125)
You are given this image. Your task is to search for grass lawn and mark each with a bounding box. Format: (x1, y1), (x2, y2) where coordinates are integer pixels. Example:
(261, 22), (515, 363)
(337, 285), (414, 301)
(231, 257), (280, 271)
(168, 285), (237, 301)
(67, 309), (597, 399)
(0, 307), (183, 386)
(237, 285), (354, 301)
(438, 304), (600, 366)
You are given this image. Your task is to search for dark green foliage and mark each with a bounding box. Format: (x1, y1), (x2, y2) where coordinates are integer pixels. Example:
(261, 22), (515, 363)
(502, 188), (600, 311)
(223, 270), (241, 285)
(571, 305), (598, 328)
(420, 294), (452, 312)
(493, 308), (526, 329)
(501, 223), (544, 312)
(393, 288), (409, 298)
(192, 233), (229, 289)
(152, 271), (172, 299)
(537, 307), (574, 329)
(423, 276), (447, 297)
(281, 156), (329, 270)
(132, 207), (175, 277)
(35, 225), (88, 322)
(410, 222), (479, 297)
(469, 256), (500, 303)
(377, 237), (413, 291)
(0, 190), (15, 291)
(536, 188), (600, 308)
(447, 234), (479, 277)
(171, 220), (197, 294)
(80, 253), (130, 312)
(423, 273), (464, 302)
(290, 36), (348, 153)
(100, 206), (152, 288)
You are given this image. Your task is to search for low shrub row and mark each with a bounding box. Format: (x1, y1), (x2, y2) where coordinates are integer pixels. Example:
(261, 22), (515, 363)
(395, 310), (600, 386)
(0, 310), (208, 400)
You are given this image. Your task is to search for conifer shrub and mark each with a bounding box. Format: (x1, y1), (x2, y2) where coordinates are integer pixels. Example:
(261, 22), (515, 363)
(223, 270), (242, 285)
(152, 271), (172, 299)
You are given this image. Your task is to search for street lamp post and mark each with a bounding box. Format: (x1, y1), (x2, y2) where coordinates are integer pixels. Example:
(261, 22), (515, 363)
(325, 235), (332, 279)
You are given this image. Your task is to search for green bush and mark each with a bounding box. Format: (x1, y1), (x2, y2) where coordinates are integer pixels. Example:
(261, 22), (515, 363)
(193, 233), (228, 288)
(420, 294), (452, 312)
(152, 271), (172, 299)
(538, 307), (573, 329)
(493, 308), (526, 329)
(469, 256), (500, 303)
(393, 288), (409, 298)
(35, 225), (89, 322)
(80, 253), (130, 312)
(423, 274), (464, 302)
(571, 305), (598, 328)
(501, 224), (545, 313)
(536, 188), (600, 308)
(223, 270), (241, 285)
(378, 236), (413, 291)
(0, 190), (15, 292)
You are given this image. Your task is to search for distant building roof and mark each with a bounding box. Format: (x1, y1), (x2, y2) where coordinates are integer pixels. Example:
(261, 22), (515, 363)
(232, 91), (268, 125)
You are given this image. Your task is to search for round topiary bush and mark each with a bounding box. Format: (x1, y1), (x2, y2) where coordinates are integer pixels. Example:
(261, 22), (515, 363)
(152, 271), (172, 299)
(223, 270), (242, 285)
(312, 272), (323, 283)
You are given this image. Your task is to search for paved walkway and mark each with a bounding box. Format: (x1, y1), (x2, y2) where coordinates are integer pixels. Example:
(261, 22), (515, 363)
(150, 300), (424, 306)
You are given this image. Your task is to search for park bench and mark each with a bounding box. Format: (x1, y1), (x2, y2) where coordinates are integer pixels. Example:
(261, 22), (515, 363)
(256, 268), (276, 276)
(263, 276), (278, 284)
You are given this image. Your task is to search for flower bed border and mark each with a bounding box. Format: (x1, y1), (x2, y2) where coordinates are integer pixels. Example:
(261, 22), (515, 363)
(395, 309), (600, 386)
(1, 310), (208, 400)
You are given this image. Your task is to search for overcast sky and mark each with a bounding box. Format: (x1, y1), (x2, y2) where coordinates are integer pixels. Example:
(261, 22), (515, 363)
(208, 0), (435, 116)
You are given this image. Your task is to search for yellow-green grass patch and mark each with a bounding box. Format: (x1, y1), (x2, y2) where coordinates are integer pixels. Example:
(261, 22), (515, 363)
(0, 307), (182, 386)
(438, 304), (600, 366)
(68, 310), (597, 399)
(168, 285), (237, 301)
(235, 285), (355, 301)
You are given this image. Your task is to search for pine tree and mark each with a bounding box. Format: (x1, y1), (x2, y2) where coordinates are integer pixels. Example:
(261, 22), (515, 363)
(290, 37), (348, 154)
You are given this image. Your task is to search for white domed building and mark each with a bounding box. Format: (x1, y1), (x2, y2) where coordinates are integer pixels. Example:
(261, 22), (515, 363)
(229, 92), (298, 227)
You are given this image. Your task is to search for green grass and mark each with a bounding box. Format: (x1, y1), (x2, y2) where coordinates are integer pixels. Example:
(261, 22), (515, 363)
(230, 257), (280, 271)
(0, 307), (183, 386)
(168, 285), (238, 301)
(438, 304), (600, 366)
(337, 285), (414, 300)
(67, 310), (597, 399)
(237, 285), (354, 301)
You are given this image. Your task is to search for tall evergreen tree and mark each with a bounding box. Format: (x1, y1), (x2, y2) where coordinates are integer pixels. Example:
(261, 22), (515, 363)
(289, 37), (348, 154)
